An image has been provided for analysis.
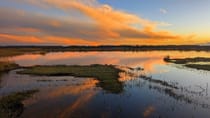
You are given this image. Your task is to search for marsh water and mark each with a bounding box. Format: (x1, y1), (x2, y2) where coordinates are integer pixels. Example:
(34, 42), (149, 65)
(1, 51), (210, 118)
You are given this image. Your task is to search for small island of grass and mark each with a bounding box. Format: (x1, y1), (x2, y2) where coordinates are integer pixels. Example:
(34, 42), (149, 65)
(18, 64), (124, 93)
(0, 90), (38, 118)
(185, 64), (210, 71)
(164, 56), (210, 64)
(164, 56), (210, 71)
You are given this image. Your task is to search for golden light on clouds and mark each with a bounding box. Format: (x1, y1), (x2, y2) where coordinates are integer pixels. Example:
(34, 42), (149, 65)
(0, 0), (209, 45)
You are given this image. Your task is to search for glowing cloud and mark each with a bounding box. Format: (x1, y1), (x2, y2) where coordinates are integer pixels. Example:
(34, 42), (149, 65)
(0, 0), (206, 45)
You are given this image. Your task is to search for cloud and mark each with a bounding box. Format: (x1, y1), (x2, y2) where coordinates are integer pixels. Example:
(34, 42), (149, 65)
(0, 8), (103, 40)
(0, 33), (38, 45)
(158, 22), (172, 27)
(0, 0), (200, 45)
(160, 8), (168, 14)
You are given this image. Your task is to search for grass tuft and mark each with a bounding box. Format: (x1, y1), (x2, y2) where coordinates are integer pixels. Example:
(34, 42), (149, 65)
(0, 61), (19, 77)
(0, 90), (38, 118)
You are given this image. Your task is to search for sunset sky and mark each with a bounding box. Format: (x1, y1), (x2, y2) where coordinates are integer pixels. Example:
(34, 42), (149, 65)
(0, 0), (210, 45)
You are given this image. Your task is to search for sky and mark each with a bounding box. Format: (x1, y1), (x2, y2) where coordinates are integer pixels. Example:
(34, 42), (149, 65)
(0, 0), (210, 46)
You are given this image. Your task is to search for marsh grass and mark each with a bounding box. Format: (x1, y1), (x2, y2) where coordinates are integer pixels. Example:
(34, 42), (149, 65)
(149, 85), (192, 104)
(0, 48), (46, 57)
(185, 64), (210, 71)
(140, 75), (178, 89)
(164, 56), (210, 71)
(36, 79), (68, 82)
(0, 61), (19, 74)
(18, 64), (124, 93)
(0, 90), (38, 118)
(3, 45), (210, 57)
(164, 56), (210, 64)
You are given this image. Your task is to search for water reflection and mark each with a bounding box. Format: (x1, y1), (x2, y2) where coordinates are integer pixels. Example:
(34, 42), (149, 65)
(143, 106), (155, 118)
(2, 51), (210, 73)
(1, 51), (210, 117)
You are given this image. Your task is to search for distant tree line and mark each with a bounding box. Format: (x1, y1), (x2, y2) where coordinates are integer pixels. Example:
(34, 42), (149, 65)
(1, 45), (210, 51)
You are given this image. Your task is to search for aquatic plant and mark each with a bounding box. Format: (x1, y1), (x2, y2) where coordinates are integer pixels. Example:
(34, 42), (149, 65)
(140, 75), (178, 89)
(0, 90), (38, 118)
(0, 61), (19, 73)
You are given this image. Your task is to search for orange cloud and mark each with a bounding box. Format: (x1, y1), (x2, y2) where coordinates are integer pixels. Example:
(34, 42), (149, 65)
(42, 0), (178, 41)
(1, 0), (208, 45)
(43, 36), (99, 45)
(0, 33), (99, 45)
(0, 33), (43, 44)
(17, 27), (41, 33)
(61, 1), (205, 43)
(69, 1), (156, 29)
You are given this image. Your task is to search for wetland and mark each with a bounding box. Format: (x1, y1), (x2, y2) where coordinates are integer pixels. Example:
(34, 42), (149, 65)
(1, 48), (210, 118)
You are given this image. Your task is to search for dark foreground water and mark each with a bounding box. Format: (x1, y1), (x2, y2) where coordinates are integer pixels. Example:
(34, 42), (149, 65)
(1, 51), (210, 118)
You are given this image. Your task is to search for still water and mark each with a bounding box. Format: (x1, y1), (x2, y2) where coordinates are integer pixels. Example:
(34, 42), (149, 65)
(1, 51), (210, 118)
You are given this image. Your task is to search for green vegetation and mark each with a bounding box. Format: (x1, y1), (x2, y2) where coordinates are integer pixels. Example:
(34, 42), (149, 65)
(164, 88), (192, 103)
(2, 45), (210, 57)
(164, 56), (210, 71)
(0, 48), (46, 57)
(18, 64), (124, 93)
(185, 64), (210, 71)
(36, 79), (68, 82)
(140, 75), (178, 89)
(0, 61), (19, 74)
(164, 56), (210, 64)
(0, 90), (38, 118)
(149, 86), (192, 104)
(0, 62), (19, 85)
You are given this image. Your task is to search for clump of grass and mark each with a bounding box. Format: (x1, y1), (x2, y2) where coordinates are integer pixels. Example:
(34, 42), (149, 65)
(36, 79), (53, 82)
(0, 90), (38, 118)
(0, 61), (19, 73)
(18, 64), (124, 93)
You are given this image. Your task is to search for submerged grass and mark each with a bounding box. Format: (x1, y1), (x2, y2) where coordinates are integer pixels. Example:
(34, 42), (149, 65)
(140, 75), (178, 89)
(0, 90), (38, 118)
(18, 64), (124, 93)
(149, 85), (192, 104)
